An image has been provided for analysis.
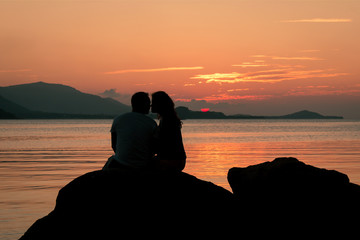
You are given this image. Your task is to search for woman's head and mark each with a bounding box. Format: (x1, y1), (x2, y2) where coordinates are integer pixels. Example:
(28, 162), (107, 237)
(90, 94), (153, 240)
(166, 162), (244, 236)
(151, 91), (175, 115)
(151, 91), (182, 127)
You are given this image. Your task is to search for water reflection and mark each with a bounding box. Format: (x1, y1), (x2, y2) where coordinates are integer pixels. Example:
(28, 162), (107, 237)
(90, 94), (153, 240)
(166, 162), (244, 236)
(1, 119), (360, 239)
(185, 141), (360, 190)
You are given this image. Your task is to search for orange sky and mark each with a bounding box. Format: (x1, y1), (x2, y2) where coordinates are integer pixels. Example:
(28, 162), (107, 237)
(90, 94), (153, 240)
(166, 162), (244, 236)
(1, 0), (359, 118)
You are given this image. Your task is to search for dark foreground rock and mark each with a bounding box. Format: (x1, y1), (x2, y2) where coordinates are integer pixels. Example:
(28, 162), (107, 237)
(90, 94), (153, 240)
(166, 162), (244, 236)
(21, 157), (360, 239)
(228, 157), (360, 224)
(20, 169), (235, 239)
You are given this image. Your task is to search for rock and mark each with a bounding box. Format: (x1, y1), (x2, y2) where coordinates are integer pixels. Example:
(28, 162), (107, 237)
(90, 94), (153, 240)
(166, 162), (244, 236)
(228, 157), (360, 221)
(21, 157), (360, 238)
(20, 169), (235, 239)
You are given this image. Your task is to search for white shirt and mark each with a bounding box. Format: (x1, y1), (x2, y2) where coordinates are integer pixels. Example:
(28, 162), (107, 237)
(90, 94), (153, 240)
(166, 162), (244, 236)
(110, 112), (157, 168)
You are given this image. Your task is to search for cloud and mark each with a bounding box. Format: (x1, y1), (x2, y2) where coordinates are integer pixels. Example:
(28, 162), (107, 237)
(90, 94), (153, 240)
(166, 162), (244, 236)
(191, 69), (349, 84)
(227, 88), (249, 92)
(281, 18), (352, 23)
(232, 63), (268, 68)
(191, 72), (244, 84)
(287, 88), (360, 97)
(104, 66), (204, 75)
(0, 69), (31, 73)
(251, 55), (267, 58)
(250, 55), (324, 61)
(300, 86), (330, 89)
(98, 89), (131, 104)
(199, 94), (272, 102)
(272, 56), (323, 61)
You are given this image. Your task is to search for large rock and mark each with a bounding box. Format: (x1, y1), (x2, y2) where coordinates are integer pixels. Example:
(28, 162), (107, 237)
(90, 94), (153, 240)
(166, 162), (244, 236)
(21, 157), (360, 238)
(20, 169), (235, 239)
(228, 157), (360, 219)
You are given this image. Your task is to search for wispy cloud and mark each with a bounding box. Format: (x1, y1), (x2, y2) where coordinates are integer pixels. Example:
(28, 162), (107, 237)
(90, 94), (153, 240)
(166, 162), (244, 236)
(104, 66), (204, 75)
(0, 69), (31, 73)
(251, 55), (267, 58)
(287, 88), (360, 97)
(232, 56), (321, 68)
(232, 63), (268, 68)
(282, 18), (352, 23)
(227, 88), (249, 92)
(272, 56), (323, 61)
(199, 93), (272, 102)
(191, 72), (244, 84)
(191, 69), (349, 84)
(250, 55), (323, 61)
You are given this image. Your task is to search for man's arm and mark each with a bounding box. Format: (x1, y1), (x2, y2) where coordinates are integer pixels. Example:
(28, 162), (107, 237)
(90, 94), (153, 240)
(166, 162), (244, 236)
(111, 132), (117, 153)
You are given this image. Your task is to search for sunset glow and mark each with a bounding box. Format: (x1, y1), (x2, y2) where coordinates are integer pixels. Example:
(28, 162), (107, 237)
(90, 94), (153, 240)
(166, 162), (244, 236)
(1, 0), (359, 118)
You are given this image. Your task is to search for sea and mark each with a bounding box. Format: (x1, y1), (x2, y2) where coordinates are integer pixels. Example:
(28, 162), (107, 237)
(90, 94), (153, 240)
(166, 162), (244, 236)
(1, 119), (360, 239)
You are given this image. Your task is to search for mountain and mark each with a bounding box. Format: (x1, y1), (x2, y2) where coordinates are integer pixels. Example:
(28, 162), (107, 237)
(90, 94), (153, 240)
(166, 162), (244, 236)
(0, 95), (30, 116)
(0, 108), (18, 119)
(233, 110), (343, 119)
(0, 95), (122, 119)
(279, 110), (343, 119)
(176, 107), (343, 120)
(0, 82), (343, 119)
(229, 110), (343, 119)
(0, 82), (131, 116)
(176, 106), (227, 119)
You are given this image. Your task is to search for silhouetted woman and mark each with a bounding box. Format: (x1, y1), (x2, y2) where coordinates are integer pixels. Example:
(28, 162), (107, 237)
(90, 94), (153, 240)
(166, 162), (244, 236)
(151, 91), (186, 171)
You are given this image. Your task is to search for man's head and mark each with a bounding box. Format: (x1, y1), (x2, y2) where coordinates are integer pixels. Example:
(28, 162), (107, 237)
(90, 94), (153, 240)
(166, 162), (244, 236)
(131, 92), (151, 114)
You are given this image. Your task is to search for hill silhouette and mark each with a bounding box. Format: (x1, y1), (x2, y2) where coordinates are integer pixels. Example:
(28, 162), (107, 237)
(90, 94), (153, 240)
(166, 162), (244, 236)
(231, 109), (343, 119)
(0, 108), (18, 119)
(0, 82), (130, 116)
(280, 110), (341, 119)
(176, 106), (227, 119)
(0, 95), (122, 119)
(176, 107), (343, 120)
(0, 95), (29, 115)
(0, 82), (343, 119)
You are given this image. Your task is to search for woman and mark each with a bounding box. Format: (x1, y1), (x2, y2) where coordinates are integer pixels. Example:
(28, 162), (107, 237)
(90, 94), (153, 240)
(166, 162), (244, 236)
(151, 91), (186, 171)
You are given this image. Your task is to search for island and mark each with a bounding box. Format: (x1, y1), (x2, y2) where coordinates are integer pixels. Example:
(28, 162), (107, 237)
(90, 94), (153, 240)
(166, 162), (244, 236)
(175, 106), (343, 120)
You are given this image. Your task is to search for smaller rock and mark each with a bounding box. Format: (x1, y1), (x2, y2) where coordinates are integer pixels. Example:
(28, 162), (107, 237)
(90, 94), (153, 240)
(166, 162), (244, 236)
(228, 157), (360, 216)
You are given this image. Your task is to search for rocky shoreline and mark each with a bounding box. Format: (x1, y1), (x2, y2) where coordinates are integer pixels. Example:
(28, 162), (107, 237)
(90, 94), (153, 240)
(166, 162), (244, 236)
(20, 157), (360, 239)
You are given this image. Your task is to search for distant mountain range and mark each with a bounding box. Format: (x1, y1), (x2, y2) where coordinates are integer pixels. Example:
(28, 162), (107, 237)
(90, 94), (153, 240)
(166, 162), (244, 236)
(176, 107), (343, 120)
(0, 82), (343, 119)
(0, 82), (130, 119)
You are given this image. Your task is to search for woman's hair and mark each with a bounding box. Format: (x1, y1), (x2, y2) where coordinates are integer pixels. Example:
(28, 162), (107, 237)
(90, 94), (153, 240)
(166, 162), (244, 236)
(151, 91), (182, 127)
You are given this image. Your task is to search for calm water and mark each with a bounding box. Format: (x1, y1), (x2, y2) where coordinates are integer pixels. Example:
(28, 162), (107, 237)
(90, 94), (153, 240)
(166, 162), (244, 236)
(1, 119), (360, 239)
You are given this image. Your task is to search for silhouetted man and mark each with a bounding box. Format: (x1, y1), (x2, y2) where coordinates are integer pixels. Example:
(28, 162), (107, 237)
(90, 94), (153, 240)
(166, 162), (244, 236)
(104, 92), (157, 169)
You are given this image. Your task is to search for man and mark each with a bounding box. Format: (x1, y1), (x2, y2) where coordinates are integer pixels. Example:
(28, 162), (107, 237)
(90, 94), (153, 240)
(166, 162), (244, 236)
(104, 92), (157, 169)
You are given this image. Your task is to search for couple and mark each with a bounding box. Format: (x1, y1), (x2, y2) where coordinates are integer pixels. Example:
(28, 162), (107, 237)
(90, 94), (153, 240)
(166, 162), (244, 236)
(103, 91), (186, 172)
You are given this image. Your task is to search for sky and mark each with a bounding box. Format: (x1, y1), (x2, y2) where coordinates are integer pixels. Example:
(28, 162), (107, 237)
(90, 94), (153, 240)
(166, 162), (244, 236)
(1, 0), (360, 118)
